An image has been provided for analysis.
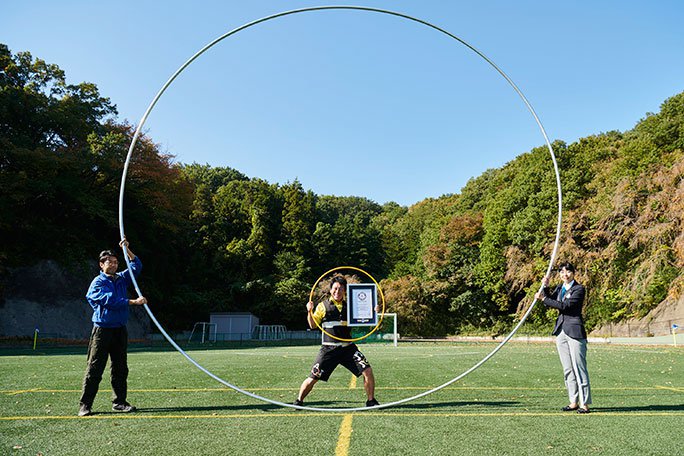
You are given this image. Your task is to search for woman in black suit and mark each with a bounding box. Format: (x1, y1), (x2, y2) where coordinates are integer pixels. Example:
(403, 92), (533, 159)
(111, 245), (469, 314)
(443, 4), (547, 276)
(535, 262), (592, 414)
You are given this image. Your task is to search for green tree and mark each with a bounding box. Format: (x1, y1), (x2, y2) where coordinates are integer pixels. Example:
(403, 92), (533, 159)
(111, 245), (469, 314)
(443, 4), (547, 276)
(280, 180), (315, 258)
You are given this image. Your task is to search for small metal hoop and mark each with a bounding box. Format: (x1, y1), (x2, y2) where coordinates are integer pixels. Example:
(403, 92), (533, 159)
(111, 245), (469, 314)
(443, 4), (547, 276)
(308, 266), (386, 343)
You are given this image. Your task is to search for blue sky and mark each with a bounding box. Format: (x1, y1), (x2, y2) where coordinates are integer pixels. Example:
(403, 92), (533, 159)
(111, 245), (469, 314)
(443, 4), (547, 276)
(4, 1), (683, 206)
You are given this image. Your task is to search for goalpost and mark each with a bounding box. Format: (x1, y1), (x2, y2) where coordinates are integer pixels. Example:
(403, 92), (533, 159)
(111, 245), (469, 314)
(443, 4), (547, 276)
(188, 322), (217, 343)
(385, 313), (398, 347)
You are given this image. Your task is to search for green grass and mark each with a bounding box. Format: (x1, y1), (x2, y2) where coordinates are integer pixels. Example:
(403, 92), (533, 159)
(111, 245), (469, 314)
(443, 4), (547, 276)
(1, 342), (682, 455)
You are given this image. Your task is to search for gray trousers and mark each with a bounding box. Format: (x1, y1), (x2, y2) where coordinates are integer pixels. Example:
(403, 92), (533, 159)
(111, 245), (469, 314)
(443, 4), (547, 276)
(556, 330), (592, 406)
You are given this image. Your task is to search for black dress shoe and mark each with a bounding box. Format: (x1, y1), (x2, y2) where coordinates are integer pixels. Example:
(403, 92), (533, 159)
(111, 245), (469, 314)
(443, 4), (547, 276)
(112, 402), (136, 413)
(577, 408), (590, 414)
(561, 405), (579, 411)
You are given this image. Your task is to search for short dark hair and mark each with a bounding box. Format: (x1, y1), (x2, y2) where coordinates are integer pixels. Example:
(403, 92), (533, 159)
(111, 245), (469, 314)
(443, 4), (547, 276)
(557, 262), (576, 273)
(330, 275), (347, 289)
(99, 250), (117, 263)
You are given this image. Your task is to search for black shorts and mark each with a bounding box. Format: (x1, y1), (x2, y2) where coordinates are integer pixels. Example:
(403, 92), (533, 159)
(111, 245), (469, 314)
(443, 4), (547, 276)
(309, 344), (371, 382)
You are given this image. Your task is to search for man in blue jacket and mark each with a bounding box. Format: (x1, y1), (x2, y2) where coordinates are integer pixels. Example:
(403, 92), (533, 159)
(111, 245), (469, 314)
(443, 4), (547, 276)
(78, 238), (147, 417)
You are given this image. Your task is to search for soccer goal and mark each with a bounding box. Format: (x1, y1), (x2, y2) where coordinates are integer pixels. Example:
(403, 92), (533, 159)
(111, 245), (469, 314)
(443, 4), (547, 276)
(188, 322), (217, 343)
(350, 312), (398, 346)
(253, 325), (287, 340)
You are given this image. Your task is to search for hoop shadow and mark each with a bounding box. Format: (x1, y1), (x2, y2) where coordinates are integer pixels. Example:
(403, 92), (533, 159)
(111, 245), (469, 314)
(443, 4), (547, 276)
(280, 399), (520, 411)
(132, 403), (279, 414)
(592, 404), (684, 413)
(89, 399), (522, 415)
(394, 400), (520, 411)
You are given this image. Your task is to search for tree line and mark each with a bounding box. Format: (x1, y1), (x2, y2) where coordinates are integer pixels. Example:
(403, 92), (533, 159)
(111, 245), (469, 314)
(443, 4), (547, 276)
(2, 44), (683, 335)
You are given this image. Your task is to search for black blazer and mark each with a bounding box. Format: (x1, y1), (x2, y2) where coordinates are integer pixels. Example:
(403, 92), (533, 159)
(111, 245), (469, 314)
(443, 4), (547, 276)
(542, 281), (587, 340)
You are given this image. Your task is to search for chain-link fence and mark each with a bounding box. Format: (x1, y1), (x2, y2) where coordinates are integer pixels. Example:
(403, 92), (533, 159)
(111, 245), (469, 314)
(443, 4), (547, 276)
(594, 319), (679, 337)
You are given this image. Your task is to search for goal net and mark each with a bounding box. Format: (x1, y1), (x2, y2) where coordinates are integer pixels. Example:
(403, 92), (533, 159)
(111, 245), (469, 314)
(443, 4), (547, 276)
(350, 312), (398, 346)
(188, 322), (217, 343)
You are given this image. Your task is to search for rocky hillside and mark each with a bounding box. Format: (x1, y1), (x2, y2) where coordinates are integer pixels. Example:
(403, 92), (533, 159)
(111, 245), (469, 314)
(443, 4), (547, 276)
(0, 260), (150, 339)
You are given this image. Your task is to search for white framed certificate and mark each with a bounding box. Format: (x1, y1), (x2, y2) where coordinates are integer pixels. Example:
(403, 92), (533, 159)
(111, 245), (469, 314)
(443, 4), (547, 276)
(347, 283), (378, 326)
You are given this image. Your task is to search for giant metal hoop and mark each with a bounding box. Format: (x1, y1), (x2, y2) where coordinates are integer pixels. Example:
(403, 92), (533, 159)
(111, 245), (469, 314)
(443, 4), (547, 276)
(119, 5), (563, 412)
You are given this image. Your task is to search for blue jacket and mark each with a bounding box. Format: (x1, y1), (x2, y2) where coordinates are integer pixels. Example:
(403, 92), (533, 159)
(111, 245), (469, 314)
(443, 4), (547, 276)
(86, 257), (142, 328)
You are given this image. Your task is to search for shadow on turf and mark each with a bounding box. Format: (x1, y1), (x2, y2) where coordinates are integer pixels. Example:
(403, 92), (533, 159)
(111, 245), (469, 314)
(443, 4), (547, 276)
(393, 400), (521, 410)
(116, 400), (522, 414)
(285, 399), (521, 411)
(128, 403), (280, 414)
(593, 404), (684, 412)
(105, 402), (683, 414)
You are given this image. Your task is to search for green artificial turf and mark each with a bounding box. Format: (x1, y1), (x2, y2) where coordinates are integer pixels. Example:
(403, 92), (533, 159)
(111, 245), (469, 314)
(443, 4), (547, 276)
(1, 342), (681, 455)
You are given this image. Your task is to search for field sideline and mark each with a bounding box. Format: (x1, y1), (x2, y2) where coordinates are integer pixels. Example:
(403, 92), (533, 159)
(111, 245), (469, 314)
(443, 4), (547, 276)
(1, 342), (682, 455)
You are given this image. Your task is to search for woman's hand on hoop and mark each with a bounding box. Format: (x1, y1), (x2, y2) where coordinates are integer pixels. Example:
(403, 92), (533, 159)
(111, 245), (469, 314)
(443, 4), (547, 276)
(306, 301), (314, 313)
(534, 274), (551, 301)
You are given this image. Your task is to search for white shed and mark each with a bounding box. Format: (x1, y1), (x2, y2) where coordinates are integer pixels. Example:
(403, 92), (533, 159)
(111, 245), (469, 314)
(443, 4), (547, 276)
(209, 312), (259, 340)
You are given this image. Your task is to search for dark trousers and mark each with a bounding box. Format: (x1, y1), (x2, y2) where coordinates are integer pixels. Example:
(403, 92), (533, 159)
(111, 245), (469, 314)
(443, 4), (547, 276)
(79, 326), (129, 407)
